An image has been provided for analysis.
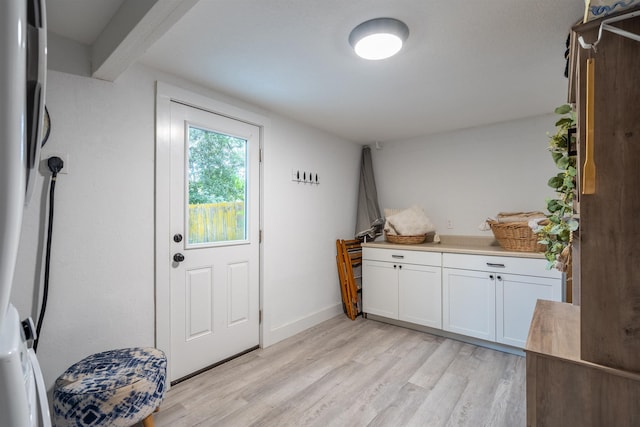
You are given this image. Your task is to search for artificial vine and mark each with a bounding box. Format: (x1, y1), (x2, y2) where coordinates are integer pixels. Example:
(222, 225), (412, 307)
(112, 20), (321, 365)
(535, 104), (579, 270)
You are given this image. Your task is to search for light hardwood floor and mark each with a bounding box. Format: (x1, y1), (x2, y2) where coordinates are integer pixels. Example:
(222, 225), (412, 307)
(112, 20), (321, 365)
(154, 316), (525, 427)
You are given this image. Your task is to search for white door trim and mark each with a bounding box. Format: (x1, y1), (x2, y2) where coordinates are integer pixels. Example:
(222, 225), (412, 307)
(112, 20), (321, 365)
(155, 82), (268, 383)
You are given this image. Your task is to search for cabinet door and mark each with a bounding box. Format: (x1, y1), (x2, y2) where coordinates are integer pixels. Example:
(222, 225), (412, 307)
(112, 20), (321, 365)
(362, 260), (398, 319)
(496, 274), (562, 348)
(399, 264), (442, 328)
(443, 268), (495, 341)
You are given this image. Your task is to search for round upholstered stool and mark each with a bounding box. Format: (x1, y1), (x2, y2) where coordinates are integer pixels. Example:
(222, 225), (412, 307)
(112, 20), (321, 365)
(53, 347), (166, 427)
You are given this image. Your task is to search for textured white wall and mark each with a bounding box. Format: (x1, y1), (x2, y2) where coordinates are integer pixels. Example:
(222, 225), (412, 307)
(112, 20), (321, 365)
(372, 115), (559, 237)
(10, 64), (361, 390)
(11, 66), (156, 390)
(261, 115), (360, 345)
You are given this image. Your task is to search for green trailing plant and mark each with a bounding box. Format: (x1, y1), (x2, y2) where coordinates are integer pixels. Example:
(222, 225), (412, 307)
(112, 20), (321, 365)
(536, 104), (579, 270)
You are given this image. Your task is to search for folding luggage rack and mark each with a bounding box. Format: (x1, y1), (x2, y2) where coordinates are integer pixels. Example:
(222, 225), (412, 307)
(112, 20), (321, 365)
(335, 239), (362, 320)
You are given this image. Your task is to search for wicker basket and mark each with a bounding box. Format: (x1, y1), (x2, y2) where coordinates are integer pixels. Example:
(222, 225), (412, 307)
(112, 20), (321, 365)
(385, 231), (435, 245)
(488, 220), (546, 252)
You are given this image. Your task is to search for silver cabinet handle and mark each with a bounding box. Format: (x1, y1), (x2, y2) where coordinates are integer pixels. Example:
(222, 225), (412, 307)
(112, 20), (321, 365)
(486, 262), (505, 268)
(392, 255), (404, 259)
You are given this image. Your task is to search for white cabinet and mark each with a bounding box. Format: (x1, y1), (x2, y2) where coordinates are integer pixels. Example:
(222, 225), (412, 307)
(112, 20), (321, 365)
(362, 248), (442, 328)
(362, 260), (398, 319)
(398, 263), (441, 328)
(442, 268), (496, 341)
(496, 273), (561, 347)
(362, 247), (563, 350)
(443, 253), (562, 348)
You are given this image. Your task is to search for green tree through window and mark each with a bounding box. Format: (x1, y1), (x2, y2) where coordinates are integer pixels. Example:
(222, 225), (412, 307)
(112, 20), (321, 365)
(188, 126), (246, 204)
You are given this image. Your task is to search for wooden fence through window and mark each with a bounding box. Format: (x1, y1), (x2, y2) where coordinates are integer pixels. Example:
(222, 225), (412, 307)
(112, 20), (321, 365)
(188, 201), (245, 243)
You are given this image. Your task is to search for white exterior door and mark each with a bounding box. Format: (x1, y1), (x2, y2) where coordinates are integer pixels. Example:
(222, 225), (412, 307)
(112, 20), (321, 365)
(168, 101), (260, 382)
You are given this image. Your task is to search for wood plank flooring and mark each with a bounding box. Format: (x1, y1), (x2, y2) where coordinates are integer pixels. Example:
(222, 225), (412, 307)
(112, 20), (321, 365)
(154, 316), (526, 427)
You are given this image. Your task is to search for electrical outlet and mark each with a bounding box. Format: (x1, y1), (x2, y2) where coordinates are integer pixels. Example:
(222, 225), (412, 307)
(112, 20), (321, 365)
(48, 152), (69, 174)
(447, 219), (454, 229)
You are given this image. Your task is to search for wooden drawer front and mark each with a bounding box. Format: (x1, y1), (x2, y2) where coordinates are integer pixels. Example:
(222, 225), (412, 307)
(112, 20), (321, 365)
(442, 253), (560, 278)
(363, 248), (441, 266)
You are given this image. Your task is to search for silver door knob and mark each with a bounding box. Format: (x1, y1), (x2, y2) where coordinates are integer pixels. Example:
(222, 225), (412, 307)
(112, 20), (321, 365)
(173, 234), (183, 243)
(173, 253), (185, 262)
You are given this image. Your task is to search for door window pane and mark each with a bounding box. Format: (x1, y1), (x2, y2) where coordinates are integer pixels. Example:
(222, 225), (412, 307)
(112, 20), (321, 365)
(187, 125), (247, 245)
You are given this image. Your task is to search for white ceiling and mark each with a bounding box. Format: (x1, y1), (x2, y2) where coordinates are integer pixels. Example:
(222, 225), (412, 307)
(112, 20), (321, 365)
(47, 0), (584, 143)
(47, 0), (125, 45)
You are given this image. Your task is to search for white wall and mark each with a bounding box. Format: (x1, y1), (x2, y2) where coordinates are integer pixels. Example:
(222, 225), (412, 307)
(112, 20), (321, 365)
(262, 115), (360, 345)
(12, 67), (157, 393)
(10, 63), (361, 390)
(372, 115), (559, 237)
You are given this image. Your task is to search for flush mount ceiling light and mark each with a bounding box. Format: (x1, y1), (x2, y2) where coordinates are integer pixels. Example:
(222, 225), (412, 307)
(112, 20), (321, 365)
(349, 17), (410, 60)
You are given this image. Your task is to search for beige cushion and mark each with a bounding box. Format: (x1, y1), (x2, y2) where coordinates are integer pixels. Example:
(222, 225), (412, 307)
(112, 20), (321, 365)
(386, 206), (435, 236)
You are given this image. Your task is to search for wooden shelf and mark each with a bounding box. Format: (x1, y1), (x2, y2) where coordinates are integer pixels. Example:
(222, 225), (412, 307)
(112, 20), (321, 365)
(526, 300), (580, 361)
(526, 300), (640, 426)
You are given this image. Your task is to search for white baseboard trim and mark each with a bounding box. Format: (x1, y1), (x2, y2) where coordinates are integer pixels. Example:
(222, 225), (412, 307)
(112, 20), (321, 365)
(263, 303), (342, 347)
(365, 314), (524, 356)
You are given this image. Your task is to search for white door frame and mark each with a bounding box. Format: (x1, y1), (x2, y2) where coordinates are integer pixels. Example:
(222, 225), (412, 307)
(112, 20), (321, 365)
(155, 82), (268, 383)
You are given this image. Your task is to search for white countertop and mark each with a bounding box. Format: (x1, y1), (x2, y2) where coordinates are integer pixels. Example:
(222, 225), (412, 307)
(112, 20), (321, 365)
(361, 235), (546, 259)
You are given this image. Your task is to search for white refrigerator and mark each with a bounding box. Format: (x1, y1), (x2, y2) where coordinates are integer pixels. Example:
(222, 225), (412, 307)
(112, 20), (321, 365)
(0, 0), (51, 425)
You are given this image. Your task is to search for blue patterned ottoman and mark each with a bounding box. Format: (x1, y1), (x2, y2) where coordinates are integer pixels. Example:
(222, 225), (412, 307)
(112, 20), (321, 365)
(53, 348), (166, 427)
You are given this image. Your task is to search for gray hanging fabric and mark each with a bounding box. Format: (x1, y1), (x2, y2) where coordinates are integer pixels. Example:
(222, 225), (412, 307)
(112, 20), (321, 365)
(355, 146), (384, 240)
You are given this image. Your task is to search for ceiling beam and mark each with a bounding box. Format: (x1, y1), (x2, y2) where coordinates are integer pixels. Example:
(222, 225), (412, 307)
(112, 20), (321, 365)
(91, 0), (199, 81)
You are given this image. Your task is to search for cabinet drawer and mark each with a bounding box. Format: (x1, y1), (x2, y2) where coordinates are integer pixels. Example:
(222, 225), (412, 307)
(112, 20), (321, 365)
(363, 247), (441, 266)
(442, 253), (561, 279)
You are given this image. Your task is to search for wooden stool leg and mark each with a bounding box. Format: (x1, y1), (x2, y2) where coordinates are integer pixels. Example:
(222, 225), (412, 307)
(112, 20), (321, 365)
(141, 414), (155, 427)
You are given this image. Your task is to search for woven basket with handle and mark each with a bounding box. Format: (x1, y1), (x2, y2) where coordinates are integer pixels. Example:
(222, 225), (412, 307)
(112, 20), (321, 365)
(488, 218), (546, 252)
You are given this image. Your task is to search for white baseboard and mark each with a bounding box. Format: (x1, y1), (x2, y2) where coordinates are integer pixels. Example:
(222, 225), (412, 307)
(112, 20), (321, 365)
(365, 314), (524, 356)
(263, 303), (342, 347)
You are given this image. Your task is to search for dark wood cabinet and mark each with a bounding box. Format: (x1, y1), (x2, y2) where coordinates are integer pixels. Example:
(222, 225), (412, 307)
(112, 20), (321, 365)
(526, 9), (640, 426)
(527, 300), (640, 427)
(575, 13), (640, 373)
